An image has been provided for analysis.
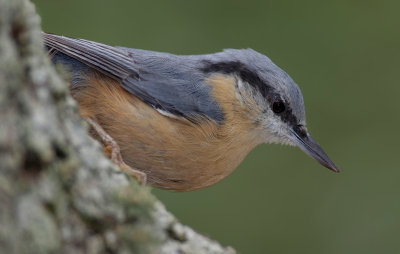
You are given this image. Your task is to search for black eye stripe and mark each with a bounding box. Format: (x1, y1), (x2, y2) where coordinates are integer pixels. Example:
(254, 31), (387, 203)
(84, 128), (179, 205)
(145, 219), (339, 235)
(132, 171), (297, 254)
(280, 107), (299, 127)
(201, 60), (300, 129)
(200, 60), (272, 99)
(268, 95), (298, 127)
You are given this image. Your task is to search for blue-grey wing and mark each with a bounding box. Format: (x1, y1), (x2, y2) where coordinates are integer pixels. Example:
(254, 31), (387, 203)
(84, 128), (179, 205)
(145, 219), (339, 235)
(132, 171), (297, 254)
(43, 33), (223, 122)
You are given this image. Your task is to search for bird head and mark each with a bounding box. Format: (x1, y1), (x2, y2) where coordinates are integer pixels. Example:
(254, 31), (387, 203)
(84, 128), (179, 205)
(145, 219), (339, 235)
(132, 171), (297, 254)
(202, 49), (338, 172)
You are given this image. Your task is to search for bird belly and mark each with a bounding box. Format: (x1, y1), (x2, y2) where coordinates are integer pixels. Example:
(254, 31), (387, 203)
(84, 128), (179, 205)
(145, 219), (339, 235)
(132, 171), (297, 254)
(73, 73), (258, 191)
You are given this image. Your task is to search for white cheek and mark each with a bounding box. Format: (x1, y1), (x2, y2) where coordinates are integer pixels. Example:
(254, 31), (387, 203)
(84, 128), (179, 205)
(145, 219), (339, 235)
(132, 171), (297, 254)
(237, 78), (244, 90)
(260, 115), (295, 146)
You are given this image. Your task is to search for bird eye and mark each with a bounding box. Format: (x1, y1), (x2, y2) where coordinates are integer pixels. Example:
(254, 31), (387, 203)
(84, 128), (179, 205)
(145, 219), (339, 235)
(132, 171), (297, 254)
(272, 100), (285, 114)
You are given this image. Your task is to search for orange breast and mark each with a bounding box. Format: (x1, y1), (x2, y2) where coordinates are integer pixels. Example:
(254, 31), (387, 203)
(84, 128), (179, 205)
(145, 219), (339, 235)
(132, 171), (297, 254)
(73, 73), (261, 191)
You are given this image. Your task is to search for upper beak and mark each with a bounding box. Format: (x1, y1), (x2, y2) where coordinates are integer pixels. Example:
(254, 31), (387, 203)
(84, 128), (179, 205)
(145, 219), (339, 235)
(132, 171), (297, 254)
(290, 127), (339, 172)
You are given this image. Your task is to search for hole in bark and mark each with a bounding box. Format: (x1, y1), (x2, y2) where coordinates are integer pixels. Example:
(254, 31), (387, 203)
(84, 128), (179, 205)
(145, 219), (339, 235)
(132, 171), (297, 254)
(10, 22), (25, 51)
(166, 225), (187, 242)
(22, 150), (43, 176)
(53, 142), (68, 159)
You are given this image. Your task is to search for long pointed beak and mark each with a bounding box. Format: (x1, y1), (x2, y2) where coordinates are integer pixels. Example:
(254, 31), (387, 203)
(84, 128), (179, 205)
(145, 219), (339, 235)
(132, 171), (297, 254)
(290, 128), (339, 172)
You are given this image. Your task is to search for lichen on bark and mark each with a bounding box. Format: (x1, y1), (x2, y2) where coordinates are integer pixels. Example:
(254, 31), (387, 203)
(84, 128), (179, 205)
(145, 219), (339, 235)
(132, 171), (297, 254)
(0, 0), (235, 253)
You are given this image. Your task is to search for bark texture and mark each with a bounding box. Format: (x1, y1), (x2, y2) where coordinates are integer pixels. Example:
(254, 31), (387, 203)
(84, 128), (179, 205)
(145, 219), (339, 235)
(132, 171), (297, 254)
(0, 0), (236, 253)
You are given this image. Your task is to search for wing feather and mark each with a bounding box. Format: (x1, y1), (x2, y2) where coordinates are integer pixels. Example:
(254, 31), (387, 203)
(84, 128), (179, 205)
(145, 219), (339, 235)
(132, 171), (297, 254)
(44, 33), (137, 80)
(43, 33), (223, 122)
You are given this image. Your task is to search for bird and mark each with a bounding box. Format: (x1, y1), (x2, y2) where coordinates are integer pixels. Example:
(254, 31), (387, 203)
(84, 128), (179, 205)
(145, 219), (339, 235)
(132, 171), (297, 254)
(43, 32), (338, 192)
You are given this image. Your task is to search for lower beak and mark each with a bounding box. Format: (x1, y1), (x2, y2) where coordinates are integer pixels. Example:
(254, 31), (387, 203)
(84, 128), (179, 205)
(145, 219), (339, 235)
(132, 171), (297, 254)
(290, 128), (339, 172)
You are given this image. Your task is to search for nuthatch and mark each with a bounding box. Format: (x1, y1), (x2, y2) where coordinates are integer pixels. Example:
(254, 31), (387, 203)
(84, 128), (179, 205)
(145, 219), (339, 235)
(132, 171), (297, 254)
(44, 33), (338, 192)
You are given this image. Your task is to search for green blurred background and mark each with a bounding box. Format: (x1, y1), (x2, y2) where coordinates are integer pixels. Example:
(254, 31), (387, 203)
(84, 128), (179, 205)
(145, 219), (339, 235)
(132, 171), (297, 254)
(33, 1), (400, 253)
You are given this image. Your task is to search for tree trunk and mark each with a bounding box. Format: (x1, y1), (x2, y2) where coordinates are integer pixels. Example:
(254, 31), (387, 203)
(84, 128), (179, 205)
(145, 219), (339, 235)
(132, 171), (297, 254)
(0, 0), (235, 253)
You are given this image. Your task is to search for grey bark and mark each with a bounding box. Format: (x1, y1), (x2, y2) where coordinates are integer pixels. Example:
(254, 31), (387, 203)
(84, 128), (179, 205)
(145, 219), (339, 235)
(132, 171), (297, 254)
(0, 0), (236, 253)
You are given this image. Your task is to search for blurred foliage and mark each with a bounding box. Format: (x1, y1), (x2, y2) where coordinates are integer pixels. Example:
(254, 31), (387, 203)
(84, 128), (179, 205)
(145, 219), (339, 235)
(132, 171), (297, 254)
(33, 0), (400, 253)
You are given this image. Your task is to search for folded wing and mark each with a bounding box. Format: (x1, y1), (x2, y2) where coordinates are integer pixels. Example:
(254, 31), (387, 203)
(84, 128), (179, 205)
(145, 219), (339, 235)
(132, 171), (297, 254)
(43, 33), (223, 122)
